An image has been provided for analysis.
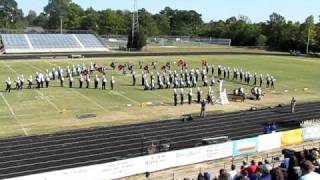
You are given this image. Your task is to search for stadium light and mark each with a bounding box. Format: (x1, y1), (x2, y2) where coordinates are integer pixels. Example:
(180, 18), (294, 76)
(131, 0), (139, 49)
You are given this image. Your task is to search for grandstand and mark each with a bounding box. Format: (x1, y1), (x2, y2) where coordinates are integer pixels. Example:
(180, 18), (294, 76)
(0, 33), (108, 54)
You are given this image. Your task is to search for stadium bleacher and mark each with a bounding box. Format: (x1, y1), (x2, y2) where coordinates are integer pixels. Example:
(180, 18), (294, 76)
(0, 33), (108, 53)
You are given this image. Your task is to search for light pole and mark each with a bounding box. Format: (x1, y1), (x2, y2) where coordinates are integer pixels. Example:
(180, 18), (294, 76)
(131, 0), (139, 50)
(306, 27), (310, 54)
(60, 16), (63, 34)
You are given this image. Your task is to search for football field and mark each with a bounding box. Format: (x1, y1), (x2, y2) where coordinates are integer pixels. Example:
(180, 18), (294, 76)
(0, 55), (319, 138)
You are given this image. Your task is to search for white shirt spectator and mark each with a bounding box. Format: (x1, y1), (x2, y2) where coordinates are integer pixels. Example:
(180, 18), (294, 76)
(299, 171), (320, 180)
(229, 170), (238, 180)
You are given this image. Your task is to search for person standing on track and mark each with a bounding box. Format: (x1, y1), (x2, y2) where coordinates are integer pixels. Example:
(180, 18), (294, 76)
(173, 88), (178, 106)
(188, 88), (193, 105)
(200, 99), (207, 118)
(180, 88), (184, 105)
(291, 97), (297, 113)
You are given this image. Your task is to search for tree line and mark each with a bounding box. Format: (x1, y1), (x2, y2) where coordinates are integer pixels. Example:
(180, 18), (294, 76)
(0, 0), (320, 52)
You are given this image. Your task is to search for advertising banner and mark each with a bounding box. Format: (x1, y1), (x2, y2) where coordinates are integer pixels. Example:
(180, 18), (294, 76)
(258, 132), (282, 152)
(302, 126), (320, 142)
(281, 129), (303, 146)
(232, 137), (258, 157)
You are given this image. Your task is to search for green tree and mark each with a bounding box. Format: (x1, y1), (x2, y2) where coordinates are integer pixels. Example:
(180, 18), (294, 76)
(138, 8), (159, 36)
(32, 12), (49, 28)
(63, 3), (84, 29)
(25, 10), (37, 26)
(303, 16), (316, 53)
(255, 34), (267, 46)
(44, 0), (72, 29)
(0, 0), (24, 29)
(80, 7), (99, 31)
(152, 14), (170, 35)
(127, 29), (146, 50)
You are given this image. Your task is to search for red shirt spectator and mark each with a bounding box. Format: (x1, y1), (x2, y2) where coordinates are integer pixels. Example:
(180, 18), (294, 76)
(247, 160), (258, 174)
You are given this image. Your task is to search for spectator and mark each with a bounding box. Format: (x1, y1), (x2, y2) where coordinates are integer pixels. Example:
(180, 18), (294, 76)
(203, 171), (211, 180)
(287, 156), (302, 180)
(144, 171), (150, 180)
(229, 164), (238, 180)
(260, 164), (272, 180)
(239, 170), (250, 180)
(299, 160), (320, 180)
(310, 150), (320, 166)
(197, 172), (205, 180)
(271, 167), (285, 180)
(247, 160), (258, 174)
(218, 169), (231, 180)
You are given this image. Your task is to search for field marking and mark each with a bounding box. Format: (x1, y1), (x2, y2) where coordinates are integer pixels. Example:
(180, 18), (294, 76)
(0, 93), (16, 116)
(0, 93), (28, 136)
(2, 61), (19, 74)
(34, 90), (61, 112)
(70, 89), (106, 111)
(25, 62), (43, 72)
(114, 91), (140, 105)
(1, 62), (29, 135)
(22, 62), (62, 113)
(43, 61), (107, 111)
(149, 91), (171, 101)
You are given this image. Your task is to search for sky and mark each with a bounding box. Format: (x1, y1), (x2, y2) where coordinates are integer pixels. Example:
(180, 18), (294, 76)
(16, 0), (320, 23)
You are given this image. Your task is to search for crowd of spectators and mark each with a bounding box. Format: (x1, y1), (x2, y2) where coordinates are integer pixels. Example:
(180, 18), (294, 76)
(182, 148), (320, 180)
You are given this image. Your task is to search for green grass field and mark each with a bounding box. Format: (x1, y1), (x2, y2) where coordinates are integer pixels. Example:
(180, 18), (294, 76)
(0, 55), (319, 138)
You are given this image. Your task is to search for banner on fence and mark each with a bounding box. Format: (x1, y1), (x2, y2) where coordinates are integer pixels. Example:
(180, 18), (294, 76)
(303, 126), (320, 142)
(7, 142), (233, 180)
(258, 132), (282, 152)
(232, 137), (258, 157)
(281, 129), (303, 146)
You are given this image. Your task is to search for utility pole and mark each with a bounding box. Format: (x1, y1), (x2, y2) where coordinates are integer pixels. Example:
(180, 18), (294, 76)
(60, 16), (63, 34)
(306, 27), (310, 54)
(131, 0), (139, 49)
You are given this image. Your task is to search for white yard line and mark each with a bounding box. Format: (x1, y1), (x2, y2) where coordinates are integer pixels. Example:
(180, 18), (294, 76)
(34, 90), (61, 112)
(25, 62), (43, 72)
(44, 61), (107, 111)
(0, 93), (28, 136)
(115, 91), (139, 105)
(2, 61), (29, 135)
(149, 90), (171, 101)
(2, 61), (19, 74)
(70, 89), (106, 111)
(23, 62), (61, 112)
(0, 93), (16, 116)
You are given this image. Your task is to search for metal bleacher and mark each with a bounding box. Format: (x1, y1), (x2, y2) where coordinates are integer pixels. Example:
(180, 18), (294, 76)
(1, 34), (29, 49)
(75, 34), (105, 48)
(0, 33), (108, 54)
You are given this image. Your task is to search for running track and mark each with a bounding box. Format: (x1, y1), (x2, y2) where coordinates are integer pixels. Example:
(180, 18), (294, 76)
(0, 102), (319, 179)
